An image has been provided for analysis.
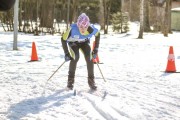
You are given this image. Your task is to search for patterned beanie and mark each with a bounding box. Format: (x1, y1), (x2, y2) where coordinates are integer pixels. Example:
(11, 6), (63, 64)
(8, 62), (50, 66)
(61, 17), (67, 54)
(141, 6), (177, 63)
(77, 13), (90, 28)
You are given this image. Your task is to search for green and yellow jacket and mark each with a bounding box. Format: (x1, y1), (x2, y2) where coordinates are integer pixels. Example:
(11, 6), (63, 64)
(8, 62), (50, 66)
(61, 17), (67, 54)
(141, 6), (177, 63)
(61, 23), (100, 54)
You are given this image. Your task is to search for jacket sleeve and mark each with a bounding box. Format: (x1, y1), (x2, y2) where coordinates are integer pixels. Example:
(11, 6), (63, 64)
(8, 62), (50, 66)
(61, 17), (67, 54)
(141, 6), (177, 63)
(87, 26), (100, 50)
(61, 28), (71, 54)
(94, 32), (100, 49)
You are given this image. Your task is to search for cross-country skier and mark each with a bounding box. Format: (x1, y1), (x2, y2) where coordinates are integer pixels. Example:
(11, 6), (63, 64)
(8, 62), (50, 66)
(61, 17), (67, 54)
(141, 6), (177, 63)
(61, 13), (100, 90)
(0, 0), (15, 11)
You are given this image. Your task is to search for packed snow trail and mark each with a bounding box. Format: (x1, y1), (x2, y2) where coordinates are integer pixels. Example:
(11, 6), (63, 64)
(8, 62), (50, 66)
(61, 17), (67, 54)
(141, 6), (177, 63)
(0, 30), (180, 120)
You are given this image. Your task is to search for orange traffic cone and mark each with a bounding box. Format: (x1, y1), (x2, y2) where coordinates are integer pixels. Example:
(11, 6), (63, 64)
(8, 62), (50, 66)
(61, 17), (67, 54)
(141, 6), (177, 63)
(30, 42), (38, 61)
(92, 41), (100, 63)
(165, 46), (176, 72)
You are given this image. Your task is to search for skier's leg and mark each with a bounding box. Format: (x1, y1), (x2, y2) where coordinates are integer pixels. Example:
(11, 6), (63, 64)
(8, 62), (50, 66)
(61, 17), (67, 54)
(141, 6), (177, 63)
(67, 44), (80, 89)
(81, 42), (97, 90)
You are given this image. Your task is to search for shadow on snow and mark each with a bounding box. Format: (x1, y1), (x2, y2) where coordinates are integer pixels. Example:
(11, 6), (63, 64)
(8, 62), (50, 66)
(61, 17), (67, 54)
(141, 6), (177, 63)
(7, 89), (72, 120)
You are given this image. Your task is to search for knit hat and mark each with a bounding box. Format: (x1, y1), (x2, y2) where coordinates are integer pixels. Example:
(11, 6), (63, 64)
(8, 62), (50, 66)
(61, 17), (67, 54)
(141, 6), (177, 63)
(77, 13), (90, 28)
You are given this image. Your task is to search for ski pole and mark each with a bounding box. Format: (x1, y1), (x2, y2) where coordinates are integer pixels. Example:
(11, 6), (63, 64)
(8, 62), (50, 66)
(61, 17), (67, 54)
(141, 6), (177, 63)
(47, 61), (66, 82)
(94, 59), (108, 100)
(42, 61), (66, 95)
(94, 59), (106, 82)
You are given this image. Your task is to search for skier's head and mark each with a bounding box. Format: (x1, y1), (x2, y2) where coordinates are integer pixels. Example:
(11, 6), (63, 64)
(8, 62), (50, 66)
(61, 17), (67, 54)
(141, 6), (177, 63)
(77, 13), (90, 29)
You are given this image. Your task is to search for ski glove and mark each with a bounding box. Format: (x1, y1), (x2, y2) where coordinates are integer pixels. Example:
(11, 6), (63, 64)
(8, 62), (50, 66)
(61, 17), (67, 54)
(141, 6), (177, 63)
(92, 48), (98, 59)
(65, 52), (73, 62)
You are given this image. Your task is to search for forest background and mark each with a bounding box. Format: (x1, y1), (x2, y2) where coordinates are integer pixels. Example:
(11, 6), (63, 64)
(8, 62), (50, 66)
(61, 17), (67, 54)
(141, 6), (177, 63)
(0, 0), (178, 37)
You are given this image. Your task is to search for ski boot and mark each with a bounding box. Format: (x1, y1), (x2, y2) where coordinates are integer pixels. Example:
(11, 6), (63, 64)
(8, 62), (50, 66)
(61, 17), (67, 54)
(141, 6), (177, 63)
(67, 78), (74, 90)
(88, 77), (97, 90)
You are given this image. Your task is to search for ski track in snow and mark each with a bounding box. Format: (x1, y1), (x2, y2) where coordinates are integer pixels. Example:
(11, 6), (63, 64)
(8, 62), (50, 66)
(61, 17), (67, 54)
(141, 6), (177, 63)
(0, 29), (180, 120)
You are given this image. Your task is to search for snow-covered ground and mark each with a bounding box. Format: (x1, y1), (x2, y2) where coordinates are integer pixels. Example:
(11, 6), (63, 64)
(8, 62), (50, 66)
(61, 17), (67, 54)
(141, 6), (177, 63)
(0, 23), (180, 120)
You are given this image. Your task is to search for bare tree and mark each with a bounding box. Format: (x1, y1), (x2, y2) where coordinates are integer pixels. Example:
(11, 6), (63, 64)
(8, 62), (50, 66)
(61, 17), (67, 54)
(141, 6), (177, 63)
(129, 0), (132, 21)
(72, 0), (79, 23)
(138, 0), (144, 39)
(99, 0), (104, 30)
(163, 0), (171, 37)
(144, 0), (151, 32)
(40, 0), (54, 31)
(168, 0), (172, 33)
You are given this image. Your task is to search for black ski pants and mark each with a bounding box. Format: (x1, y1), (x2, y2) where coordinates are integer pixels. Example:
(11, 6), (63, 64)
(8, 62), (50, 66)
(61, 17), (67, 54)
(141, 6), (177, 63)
(68, 41), (94, 79)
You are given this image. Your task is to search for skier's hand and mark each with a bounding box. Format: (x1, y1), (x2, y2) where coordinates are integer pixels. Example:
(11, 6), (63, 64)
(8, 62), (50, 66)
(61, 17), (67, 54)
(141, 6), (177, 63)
(92, 48), (98, 59)
(65, 52), (73, 62)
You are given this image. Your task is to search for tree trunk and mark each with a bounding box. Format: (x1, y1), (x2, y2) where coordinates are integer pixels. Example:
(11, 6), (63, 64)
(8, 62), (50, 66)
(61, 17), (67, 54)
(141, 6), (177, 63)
(72, 0), (79, 23)
(66, 0), (70, 30)
(105, 1), (111, 34)
(129, 0), (132, 21)
(99, 0), (104, 30)
(138, 0), (144, 39)
(163, 0), (170, 37)
(13, 0), (19, 50)
(40, 0), (54, 28)
(103, 0), (106, 34)
(168, 0), (172, 33)
(120, 0), (123, 33)
(18, 0), (22, 31)
(144, 0), (150, 32)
